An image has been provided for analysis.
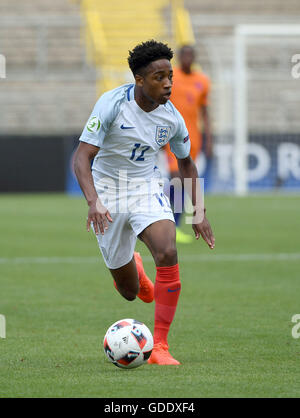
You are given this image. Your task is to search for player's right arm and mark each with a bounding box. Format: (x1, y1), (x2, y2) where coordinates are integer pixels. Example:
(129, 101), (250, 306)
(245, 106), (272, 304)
(75, 86), (128, 234)
(74, 142), (112, 235)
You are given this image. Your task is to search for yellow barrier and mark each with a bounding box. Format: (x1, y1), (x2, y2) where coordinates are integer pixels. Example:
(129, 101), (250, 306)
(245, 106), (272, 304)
(76, 0), (195, 94)
(173, 4), (195, 46)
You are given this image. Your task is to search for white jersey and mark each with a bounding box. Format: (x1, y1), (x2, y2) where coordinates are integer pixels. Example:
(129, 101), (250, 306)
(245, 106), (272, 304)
(79, 83), (190, 190)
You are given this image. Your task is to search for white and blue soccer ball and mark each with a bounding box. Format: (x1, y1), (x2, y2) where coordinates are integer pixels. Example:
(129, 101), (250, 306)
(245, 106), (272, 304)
(103, 318), (153, 369)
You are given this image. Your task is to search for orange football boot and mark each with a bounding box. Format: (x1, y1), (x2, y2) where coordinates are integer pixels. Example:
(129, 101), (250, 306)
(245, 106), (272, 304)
(148, 342), (181, 365)
(134, 252), (154, 303)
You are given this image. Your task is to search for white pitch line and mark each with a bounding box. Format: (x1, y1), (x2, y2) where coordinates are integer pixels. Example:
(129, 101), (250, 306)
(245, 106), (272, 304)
(0, 256), (100, 264)
(0, 253), (300, 264)
(177, 253), (300, 262)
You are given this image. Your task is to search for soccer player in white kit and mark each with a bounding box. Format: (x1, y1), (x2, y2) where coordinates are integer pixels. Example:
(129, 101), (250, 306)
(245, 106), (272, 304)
(74, 40), (215, 365)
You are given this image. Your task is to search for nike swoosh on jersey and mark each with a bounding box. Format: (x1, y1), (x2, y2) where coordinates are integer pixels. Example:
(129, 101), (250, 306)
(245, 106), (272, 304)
(120, 124), (135, 129)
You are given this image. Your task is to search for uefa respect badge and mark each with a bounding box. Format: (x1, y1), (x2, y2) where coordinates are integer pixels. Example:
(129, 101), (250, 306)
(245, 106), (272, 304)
(87, 116), (101, 133)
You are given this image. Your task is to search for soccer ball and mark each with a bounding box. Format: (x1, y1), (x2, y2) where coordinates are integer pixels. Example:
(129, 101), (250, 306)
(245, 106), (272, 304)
(103, 318), (153, 369)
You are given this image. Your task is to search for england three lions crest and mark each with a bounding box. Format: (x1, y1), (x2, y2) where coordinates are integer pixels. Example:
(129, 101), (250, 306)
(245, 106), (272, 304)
(155, 126), (171, 147)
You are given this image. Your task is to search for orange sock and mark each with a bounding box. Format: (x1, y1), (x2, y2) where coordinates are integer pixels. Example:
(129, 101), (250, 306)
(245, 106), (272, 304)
(153, 264), (181, 346)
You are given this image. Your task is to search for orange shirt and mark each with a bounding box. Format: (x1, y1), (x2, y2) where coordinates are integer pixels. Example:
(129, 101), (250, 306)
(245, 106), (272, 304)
(165, 67), (211, 171)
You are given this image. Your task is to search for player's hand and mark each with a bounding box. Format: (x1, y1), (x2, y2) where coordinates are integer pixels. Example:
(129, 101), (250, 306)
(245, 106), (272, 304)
(192, 214), (215, 249)
(86, 198), (113, 235)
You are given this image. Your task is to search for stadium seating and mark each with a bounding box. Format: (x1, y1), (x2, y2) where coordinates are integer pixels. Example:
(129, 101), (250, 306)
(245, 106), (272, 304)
(0, 0), (299, 135)
(80, 0), (171, 92)
(184, 0), (300, 135)
(185, 0), (300, 15)
(0, 0), (97, 135)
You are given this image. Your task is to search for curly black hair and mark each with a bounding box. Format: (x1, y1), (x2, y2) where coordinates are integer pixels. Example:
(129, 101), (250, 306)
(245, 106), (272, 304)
(128, 40), (173, 76)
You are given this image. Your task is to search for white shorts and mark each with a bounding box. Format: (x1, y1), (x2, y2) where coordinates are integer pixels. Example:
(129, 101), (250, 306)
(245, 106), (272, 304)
(93, 186), (175, 269)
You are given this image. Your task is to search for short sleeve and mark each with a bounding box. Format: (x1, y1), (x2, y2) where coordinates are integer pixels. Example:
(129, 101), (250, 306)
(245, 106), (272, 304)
(79, 85), (129, 148)
(169, 106), (191, 159)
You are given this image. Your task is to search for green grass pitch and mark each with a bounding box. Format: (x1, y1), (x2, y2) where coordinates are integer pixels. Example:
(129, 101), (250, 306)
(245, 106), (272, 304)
(1, 193), (300, 398)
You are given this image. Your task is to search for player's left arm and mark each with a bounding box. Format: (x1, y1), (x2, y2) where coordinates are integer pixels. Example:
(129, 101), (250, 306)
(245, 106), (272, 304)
(177, 156), (215, 249)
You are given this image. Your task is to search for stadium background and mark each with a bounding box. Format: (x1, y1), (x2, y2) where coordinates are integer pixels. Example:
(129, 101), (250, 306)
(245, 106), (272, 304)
(1, 0), (300, 399)
(1, 0), (300, 193)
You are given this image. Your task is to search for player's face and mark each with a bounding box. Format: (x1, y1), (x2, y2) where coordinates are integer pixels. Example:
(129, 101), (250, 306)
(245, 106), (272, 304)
(137, 59), (173, 105)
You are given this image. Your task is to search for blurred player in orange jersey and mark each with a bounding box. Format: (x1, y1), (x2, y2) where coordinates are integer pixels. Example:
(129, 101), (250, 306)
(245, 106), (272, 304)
(165, 45), (213, 243)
